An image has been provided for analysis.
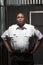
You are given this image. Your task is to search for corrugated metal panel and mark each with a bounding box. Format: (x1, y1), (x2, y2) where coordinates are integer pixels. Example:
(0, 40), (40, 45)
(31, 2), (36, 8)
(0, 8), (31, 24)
(0, 0), (43, 5)
(1, 7), (5, 34)
(1, 0), (4, 5)
(36, 0), (38, 4)
(33, 0), (35, 4)
(7, 0), (43, 5)
(42, 0), (43, 4)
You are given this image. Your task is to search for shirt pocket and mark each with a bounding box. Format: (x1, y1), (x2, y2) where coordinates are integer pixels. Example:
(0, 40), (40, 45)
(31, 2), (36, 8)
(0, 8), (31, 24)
(24, 31), (34, 40)
(10, 33), (16, 41)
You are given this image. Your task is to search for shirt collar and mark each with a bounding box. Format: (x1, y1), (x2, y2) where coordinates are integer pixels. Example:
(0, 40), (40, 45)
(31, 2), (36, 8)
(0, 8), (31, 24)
(16, 23), (27, 30)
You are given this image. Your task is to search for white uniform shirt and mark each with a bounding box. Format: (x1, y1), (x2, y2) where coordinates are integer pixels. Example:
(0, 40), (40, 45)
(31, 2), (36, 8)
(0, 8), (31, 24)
(1, 23), (43, 52)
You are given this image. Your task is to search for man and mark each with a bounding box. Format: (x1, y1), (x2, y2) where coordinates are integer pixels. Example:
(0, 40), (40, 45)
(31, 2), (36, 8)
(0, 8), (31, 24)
(1, 13), (43, 65)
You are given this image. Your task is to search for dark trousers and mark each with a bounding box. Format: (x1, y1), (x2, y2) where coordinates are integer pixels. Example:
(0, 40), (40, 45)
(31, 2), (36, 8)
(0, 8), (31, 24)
(10, 52), (34, 65)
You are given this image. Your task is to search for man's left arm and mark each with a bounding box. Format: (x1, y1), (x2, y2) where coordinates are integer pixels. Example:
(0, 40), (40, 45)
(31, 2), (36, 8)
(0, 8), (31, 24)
(30, 39), (40, 54)
(30, 26), (43, 54)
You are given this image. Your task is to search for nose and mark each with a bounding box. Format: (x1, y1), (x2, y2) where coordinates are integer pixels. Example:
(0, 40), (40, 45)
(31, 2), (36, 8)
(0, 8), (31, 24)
(19, 18), (22, 20)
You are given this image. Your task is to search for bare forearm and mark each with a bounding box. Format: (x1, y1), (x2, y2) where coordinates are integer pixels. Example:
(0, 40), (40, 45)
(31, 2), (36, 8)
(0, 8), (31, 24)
(3, 40), (13, 53)
(31, 40), (40, 54)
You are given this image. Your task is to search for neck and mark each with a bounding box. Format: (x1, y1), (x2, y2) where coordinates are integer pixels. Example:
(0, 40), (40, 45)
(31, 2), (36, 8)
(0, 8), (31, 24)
(17, 22), (25, 28)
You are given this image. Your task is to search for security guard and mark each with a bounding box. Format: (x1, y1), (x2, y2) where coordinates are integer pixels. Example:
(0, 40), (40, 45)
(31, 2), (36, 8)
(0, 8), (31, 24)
(1, 13), (43, 65)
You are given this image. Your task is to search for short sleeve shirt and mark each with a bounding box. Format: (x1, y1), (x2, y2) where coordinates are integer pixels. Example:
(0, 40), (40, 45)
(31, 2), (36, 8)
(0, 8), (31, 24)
(1, 23), (43, 52)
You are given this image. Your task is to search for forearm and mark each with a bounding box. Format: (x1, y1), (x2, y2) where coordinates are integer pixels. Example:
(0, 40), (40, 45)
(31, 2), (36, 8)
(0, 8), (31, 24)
(31, 39), (40, 54)
(3, 40), (13, 53)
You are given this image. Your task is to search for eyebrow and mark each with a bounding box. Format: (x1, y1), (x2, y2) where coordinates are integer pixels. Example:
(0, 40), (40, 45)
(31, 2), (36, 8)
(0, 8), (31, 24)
(17, 16), (24, 18)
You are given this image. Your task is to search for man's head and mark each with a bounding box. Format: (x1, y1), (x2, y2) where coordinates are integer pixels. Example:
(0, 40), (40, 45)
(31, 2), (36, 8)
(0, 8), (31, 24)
(16, 13), (25, 27)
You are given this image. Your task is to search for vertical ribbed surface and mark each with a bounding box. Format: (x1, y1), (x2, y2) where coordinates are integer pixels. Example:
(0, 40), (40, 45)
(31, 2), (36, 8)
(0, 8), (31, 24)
(6, 0), (43, 5)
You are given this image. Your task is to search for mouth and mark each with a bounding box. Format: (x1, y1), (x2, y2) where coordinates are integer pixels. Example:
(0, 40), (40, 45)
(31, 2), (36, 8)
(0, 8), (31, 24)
(18, 21), (24, 23)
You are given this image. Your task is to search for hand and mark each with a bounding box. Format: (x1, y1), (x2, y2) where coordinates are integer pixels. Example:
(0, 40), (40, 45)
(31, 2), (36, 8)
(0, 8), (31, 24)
(30, 51), (33, 54)
(30, 50), (35, 54)
(8, 49), (14, 53)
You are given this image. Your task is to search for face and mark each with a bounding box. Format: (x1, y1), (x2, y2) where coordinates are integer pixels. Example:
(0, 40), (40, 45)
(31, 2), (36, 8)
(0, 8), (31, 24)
(16, 13), (25, 24)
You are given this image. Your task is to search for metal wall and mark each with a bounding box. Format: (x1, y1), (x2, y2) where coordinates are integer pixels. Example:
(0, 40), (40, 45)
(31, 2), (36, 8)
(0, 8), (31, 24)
(7, 0), (43, 5)
(0, 0), (43, 5)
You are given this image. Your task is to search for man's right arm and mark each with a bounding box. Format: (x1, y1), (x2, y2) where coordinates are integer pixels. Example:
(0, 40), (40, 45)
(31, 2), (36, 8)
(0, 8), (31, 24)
(1, 28), (13, 53)
(3, 40), (13, 53)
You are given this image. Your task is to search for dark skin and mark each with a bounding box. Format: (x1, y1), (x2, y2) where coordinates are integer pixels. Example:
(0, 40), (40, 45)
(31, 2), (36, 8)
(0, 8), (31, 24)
(16, 13), (25, 27)
(3, 13), (40, 53)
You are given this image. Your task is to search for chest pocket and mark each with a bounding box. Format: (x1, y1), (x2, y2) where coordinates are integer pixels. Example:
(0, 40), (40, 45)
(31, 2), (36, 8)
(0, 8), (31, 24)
(12, 34), (18, 40)
(24, 30), (33, 38)
(10, 33), (17, 42)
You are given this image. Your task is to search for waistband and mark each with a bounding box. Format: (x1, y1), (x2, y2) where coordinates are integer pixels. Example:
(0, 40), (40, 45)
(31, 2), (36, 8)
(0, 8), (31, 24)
(10, 50), (33, 57)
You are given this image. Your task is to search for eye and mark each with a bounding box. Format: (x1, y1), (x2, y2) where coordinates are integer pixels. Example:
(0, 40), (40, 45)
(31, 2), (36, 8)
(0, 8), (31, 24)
(17, 17), (24, 18)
